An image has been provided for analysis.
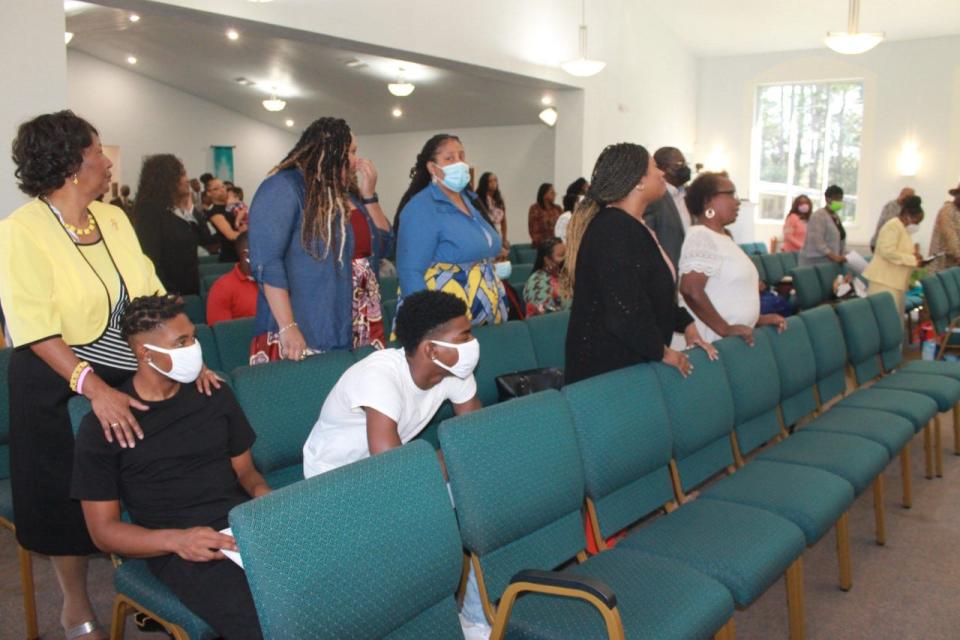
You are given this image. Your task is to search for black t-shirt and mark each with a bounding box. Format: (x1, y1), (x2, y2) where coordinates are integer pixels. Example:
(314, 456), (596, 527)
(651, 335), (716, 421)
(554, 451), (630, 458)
(206, 204), (239, 263)
(71, 380), (256, 532)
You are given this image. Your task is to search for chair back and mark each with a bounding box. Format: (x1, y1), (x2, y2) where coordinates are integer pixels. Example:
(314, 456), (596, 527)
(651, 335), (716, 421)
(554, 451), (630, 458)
(791, 266), (823, 310)
(814, 263), (840, 296)
(378, 275), (398, 299)
(868, 293), (906, 371)
(778, 251), (798, 273)
(526, 310), (569, 369)
(750, 255), (767, 283)
(230, 442), (464, 639)
(939, 271), (960, 317)
(834, 298), (883, 384)
(508, 263), (534, 291)
(472, 321), (538, 406)
(181, 294), (205, 325)
(798, 305), (850, 404)
(194, 323), (222, 372)
(760, 254), (785, 286)
(760, 320), (818, 425)
(211, 317), (255, 373)
(197, 261), (234, 279)
(921, 275), (951, 334)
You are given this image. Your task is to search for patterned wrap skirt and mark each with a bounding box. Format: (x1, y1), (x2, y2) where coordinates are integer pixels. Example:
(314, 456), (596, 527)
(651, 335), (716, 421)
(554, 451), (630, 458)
(422, 260), (508, 326)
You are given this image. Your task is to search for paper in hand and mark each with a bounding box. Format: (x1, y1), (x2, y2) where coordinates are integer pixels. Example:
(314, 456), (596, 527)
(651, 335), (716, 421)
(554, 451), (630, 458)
(219, 528), (244, 569)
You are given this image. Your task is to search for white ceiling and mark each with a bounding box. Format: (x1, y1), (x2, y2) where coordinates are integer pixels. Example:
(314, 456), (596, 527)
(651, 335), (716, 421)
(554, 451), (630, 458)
(648, 0), (960, 57)
(65, 2), (573, 134)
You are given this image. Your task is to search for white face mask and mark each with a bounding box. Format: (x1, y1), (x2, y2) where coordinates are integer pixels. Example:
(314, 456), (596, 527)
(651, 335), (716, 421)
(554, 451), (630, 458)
(906, 223), (920, 235)
(797, 204), (811, 214)
(430, 338), (480, 379)
(144, 341), (204, 383)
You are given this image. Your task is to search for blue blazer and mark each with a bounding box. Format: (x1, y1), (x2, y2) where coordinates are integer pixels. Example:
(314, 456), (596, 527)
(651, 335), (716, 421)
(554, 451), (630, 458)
(248, 168), (393, 351)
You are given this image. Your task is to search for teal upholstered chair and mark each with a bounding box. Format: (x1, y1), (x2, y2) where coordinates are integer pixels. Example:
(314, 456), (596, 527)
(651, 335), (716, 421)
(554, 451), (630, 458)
(525, 310), (568, 369)
(938, 271), (960, 318)
(749, 255), (767, 283)
(509, 243), (533, 262)
(508, 263), (535, 291)
(193, 323), (222, 373)
(814, 263), (841, 298)
(515, 248), (537, 265)
(381, 298), (398, 340)
(760, 254), (786, 287)
(180, 294), (205, 325)
(439, 391), (736, 639)
(211, 316), (255, 374)
(920, 274), (960, 359)
(0, 348), (39, 639)
(471, 321), (539, 406)
(199, 273), (222, 299)
(232, 351), (355, 489)
(836, 298), (960, 478)
(198, 253), (219, 265)
(231, 442), (466, 639)
(197, 261), (234, 280)
(378, 275), (398, 299)
(753, 242), (769, 254)
(778, 251), (799, 273)
(791, 267), (823, 310)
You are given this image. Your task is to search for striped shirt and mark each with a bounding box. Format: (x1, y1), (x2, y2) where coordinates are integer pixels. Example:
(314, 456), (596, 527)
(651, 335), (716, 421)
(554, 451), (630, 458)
(73, 280), (138, 371)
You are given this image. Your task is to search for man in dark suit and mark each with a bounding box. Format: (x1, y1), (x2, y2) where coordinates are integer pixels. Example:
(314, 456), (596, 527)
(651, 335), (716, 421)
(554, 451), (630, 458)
(643, 147), (692, 269)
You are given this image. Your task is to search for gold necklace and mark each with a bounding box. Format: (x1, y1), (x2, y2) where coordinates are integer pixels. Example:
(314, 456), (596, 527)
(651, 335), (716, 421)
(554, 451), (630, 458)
(63, 213), (98, 236)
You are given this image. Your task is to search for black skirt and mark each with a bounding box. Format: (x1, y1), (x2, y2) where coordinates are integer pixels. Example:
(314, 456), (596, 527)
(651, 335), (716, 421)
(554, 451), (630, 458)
(9, 348), (131, 555)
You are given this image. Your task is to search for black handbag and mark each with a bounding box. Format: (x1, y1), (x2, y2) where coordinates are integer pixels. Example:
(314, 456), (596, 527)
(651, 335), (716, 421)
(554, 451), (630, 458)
(495, 367), (565, 402)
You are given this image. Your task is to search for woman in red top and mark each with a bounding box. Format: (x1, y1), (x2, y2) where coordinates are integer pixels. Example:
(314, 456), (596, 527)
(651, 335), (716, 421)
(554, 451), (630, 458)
(528, 183), (562, 245)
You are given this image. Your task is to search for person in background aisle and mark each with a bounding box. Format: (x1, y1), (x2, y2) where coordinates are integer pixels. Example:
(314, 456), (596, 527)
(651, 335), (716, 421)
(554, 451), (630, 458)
(206, 232), (258, 326)
(799, 184), (847, 267)
(189, 177), (203, 210)
(206, 178), (246, 263)
(864, 195), (925, 316)
(249, 117), (393, 363)
(781, 194), (813, 252)
(678, 173), (786, 346)
(554, 177), (588, 242)
(133, 154), (200, 295)
(0, 110), (220, 640)
(643, 146), (692, 270)
(523, 237), (571, 317)
(109, 184), (133, 217)
(563, 142), (715, 385)
(928, 182), (960, 273)
(395, 134), (507, 328)
(476, 171), (509, 260)
(226, 185), (249, 229)
(527, 182), (562, 246)
(870, 187), (915, 253)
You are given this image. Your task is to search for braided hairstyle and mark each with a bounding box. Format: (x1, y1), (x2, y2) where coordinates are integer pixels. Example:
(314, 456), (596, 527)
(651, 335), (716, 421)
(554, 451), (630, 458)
(394, 133), (461, 233)
(120, 294), (184, 342)
(561, 143), (651, 296)
(271, 117), (353, 262)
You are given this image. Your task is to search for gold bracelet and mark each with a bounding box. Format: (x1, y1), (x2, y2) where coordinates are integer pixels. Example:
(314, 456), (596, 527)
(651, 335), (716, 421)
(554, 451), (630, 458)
(70, 360), (91, 393)
(278, 321), (298, 336)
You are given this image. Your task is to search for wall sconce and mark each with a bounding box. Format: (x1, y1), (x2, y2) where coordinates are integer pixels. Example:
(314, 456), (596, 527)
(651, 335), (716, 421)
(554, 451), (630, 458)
(896, 140), (921, 176)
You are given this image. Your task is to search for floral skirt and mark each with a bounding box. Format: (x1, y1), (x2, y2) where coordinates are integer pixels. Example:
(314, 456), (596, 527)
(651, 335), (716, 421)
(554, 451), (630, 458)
(249, 257), (385, 365)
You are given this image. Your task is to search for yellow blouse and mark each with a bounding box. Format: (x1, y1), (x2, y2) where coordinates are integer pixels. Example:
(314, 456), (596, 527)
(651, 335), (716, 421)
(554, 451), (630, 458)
(0, 199), (165, 347)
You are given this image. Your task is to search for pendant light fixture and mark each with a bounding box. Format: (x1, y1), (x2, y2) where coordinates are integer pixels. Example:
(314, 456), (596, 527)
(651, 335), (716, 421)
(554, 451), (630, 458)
(387, 68), (415, 97)
(262, 89), (286, 112)
(539, 107), (558, 127)
(825, 0), (884, 55)
(561, 0), (606, 77)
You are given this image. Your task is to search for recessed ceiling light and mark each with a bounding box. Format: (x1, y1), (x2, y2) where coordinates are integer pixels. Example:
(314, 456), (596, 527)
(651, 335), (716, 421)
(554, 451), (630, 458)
(126, 55), (137, 65)
(226, 29), (239, 41)
(234, 77), (255, 86)
(392, 107), (403, 118)
(64, 31), (74, 45)
(129, 13), (140, 22)
(344, 57), (367, 68)
(541, 95), (553, 106)
(285, 119), (295, 127)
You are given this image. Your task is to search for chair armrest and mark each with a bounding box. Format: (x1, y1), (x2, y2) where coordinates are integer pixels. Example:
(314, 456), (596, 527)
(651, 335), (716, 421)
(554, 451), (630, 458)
(509, 569), (617, 609)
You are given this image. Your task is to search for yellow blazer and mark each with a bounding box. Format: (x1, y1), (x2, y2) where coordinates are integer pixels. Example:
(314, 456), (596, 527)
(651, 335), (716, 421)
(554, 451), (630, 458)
(0, 199), (164, 347)
(863, 217), (917, 290)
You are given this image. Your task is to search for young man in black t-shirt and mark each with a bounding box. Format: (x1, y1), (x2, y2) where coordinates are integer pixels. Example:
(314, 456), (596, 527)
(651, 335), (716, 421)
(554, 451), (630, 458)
(72, 294), (268, 639)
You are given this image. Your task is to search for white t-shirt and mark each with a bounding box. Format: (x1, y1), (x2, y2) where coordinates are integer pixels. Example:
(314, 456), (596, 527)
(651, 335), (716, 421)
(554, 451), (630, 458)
(302, 348), (477, 477)
(677, 225), (761, 343)
(554, 211), (572, 243)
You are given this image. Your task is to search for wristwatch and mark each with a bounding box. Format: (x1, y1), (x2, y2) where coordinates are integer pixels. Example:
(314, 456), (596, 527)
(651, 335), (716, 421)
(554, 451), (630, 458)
(361, 193), (379, 205)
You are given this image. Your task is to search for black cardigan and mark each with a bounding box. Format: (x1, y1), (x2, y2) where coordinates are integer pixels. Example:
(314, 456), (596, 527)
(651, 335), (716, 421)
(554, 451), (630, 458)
(565, 206), (693, 384)
(134, 201), (201, 296)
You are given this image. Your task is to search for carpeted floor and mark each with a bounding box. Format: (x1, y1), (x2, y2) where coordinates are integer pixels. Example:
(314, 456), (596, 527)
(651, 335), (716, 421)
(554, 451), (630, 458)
(3, 419), (959, 639)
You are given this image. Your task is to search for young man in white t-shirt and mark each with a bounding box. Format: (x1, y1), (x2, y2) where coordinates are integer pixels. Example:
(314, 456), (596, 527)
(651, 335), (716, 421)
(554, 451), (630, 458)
(303, 290), (482, 478)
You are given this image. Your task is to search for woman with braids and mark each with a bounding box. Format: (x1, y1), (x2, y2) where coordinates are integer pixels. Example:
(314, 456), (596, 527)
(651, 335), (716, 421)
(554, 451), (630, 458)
(248, 117), (392, 362)
(132, 154), (200, 295)
(394, 134), (507, 328)
(562, 142), (716, 385)
(0, 111), (221, 639)
(476, 171), (509, 260)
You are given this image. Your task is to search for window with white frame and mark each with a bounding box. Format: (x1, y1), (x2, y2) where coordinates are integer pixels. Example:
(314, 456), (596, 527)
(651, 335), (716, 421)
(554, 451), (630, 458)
(753, 81), (863, 223)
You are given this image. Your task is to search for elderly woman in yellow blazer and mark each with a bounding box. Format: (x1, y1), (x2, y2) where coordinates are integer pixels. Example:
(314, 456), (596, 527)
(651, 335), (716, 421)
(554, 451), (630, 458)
(863, 195), (925, 316)
(0, 111), (220, 638)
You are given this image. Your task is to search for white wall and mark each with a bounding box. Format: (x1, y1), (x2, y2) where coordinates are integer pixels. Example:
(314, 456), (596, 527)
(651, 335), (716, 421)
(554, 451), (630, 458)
(67, 50), (297, 198)
(0, 0), (67, 216)
(360, 124), (556, 243)
(695, 36), (960, 251)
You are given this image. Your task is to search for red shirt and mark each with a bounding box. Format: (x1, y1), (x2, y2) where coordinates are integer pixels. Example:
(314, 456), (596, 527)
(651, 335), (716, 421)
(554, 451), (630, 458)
(350, 208), (372, 259)
(206, 264), (258, 326)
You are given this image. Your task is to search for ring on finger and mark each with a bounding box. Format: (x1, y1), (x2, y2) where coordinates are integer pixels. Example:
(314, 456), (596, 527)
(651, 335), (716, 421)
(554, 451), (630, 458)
(110, 422), (120, 428)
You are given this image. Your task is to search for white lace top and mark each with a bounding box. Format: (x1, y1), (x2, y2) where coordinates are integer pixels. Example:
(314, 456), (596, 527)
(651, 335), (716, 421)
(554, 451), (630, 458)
(678, 225), (761, 343)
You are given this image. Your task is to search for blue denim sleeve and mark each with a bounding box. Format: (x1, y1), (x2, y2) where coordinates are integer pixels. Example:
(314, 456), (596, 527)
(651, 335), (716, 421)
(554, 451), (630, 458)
(396, 198), (439, 297)
(249, 173), (300, 290)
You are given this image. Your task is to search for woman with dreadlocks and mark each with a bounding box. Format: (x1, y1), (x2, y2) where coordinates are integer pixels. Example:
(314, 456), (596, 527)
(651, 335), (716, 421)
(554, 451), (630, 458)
(248, 117), (392, 363)
(394, 134), (507, 329)
(563, 143), (716, 384)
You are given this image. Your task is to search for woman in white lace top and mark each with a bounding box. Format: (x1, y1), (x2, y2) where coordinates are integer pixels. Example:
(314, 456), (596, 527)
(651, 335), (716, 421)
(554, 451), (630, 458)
(678, 173), (786, 345)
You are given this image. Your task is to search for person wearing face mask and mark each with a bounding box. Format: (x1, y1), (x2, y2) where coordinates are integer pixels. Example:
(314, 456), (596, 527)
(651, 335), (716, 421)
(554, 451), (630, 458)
(206, 232), (258, 325)
(642, 146), (693, 269)
(678, 174), (787, 346)
(528, 183), (563, 245)
(302, 290), (481, 478)
(554, 177), (588, 243)
(394, 134), (507, 329)
(523, 237), (571, 317)
(781, 194), (813, 252)
(563, 143), (716, 385)
(72, 294), (268, 640)
(799, 185), (847, 267)
(863, 195), (926, 317)
(870, 187), (915, 253)
(248, 117), (393, 363)
(928, 182), (960, 274)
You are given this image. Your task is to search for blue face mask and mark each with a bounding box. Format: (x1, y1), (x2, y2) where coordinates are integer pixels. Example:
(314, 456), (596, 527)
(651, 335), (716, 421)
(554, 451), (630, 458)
(438, 161), (470, 193)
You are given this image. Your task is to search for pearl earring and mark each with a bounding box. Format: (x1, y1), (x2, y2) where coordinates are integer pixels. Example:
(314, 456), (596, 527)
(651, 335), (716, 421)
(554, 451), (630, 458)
(705, 208), (716, 219)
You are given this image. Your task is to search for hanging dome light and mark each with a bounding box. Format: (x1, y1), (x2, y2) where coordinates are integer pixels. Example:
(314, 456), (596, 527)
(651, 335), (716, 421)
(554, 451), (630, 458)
(388, 69), (415, 97)
(825, 0), (884, 55)
(262, 93), (286, 112)
(560, 0), (606, 77)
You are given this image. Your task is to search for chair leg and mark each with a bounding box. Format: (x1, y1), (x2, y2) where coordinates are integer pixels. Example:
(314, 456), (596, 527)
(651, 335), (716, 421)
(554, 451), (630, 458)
(18, 546), (38, 640)
(713, 618), (736, 640)
(924, 422), (934, 479)
(900, 445), (912, 508)
(110, 596), (129, 640)
(934, 415), (944, 478)
(784, 558), (805, 640)
(835, 513), (852, 591)
(873, 475), (886, 546)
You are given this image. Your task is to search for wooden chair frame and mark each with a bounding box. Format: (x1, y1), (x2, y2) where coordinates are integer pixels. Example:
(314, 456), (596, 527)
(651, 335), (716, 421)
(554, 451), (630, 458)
(0, 516), (38, 640)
